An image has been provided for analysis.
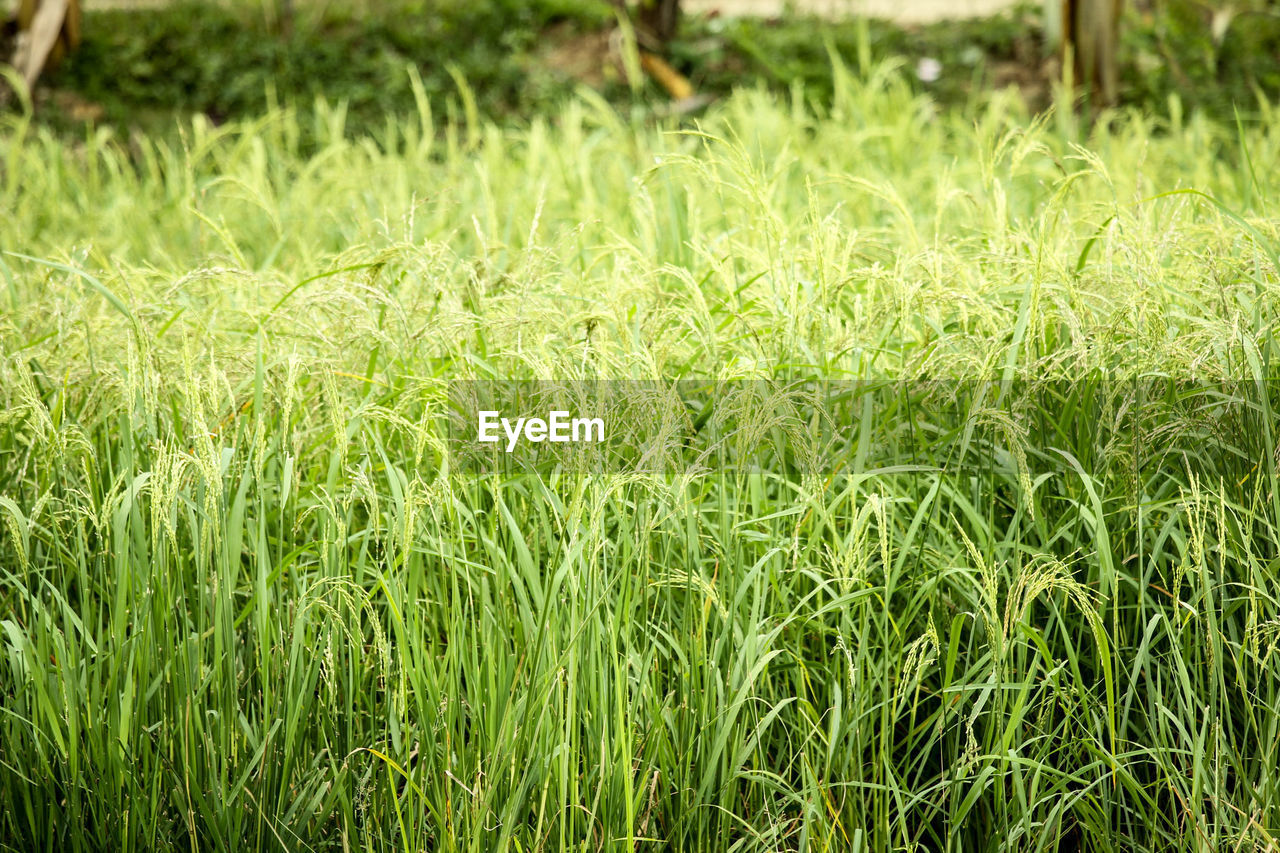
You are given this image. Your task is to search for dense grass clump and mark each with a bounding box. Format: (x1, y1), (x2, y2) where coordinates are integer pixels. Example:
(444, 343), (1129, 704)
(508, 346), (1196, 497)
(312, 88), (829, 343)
(35, 0), (602, 137)
(3, 66), (1280, 850)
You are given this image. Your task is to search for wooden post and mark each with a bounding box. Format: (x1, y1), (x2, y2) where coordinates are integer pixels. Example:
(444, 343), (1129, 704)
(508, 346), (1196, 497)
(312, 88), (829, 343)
(609, 0), (695, 102)
(1054, 0), (1123, 105)
(636, 0), (681, 46)
(610, 0), (681, 49)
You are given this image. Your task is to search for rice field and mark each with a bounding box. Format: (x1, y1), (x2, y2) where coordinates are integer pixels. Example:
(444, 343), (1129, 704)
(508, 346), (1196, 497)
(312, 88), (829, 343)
(3, 64), (1280, 850)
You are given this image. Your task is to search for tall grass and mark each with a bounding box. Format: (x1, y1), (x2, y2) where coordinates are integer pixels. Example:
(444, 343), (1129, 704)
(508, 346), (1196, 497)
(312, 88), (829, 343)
(2, 65), (1280, 850)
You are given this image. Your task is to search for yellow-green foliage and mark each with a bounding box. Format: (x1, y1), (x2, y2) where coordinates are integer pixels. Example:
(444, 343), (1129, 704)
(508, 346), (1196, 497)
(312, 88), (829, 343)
(2, 69), (1280, 851)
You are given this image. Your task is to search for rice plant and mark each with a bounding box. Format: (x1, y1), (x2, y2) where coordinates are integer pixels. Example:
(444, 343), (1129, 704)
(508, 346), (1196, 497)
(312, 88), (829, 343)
(2, 63), (1280, 850)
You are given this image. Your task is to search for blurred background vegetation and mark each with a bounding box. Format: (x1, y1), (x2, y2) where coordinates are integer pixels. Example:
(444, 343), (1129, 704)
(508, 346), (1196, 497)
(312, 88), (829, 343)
(2, 0), (1279, 139)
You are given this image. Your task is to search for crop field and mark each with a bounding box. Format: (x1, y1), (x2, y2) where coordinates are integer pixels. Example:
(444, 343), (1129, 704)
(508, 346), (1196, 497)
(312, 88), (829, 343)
(2, 64), (1280, 851)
